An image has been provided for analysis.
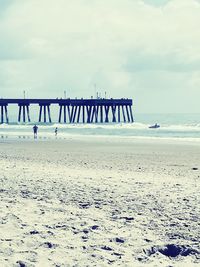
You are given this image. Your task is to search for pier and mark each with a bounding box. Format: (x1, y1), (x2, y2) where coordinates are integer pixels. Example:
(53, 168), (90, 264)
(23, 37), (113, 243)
(0, 98), (134, 124)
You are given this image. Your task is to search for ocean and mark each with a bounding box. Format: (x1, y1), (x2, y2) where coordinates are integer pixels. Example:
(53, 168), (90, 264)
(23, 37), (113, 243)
(0, 113), (200, 141)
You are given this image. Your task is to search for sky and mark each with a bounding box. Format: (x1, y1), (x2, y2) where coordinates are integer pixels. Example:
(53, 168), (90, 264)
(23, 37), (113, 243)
(0, 0), (200, 113)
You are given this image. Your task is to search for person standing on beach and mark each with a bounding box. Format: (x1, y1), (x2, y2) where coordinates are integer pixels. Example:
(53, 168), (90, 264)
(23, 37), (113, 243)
(55, 127), (58, 137)
(33, 124), (38, 139)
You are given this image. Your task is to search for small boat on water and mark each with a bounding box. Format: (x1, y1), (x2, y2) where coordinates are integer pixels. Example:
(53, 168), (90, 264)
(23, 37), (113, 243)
(149, 123), (160, 129)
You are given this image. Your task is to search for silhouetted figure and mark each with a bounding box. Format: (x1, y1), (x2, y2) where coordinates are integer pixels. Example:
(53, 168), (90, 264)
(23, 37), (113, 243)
(33, 124), (38, 139)
(55, 127), (58, 137)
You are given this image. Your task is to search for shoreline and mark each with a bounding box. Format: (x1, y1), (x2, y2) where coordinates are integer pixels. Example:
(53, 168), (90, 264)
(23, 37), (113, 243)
(1, 132), (200, 145)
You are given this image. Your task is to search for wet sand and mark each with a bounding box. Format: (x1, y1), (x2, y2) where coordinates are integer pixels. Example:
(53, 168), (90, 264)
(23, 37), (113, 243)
(0, 137), (200, 266)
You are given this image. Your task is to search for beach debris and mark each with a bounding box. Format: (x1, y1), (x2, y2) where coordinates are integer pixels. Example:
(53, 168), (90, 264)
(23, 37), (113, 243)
(108, 259), (115, 264)
(115, 237), (125, 243)
(192, 167), (198, 170)
(43, 242), (56, 249)
(101, 246), (113, 251)
(91, 225), (99, 230)
(81, 236), (88, 241)
(137, 255), (149, 262)
(145, 244), (200, 258)
(79, 202), (91, 209)
(120, 216), (134, 221)
(52, 222), (68, 229)
(144, 238), (151, 243)
(4, 238), (12, 241)
(16, 260), (26, 267)
(112, 252), (123, 257)
(30, 230), (39, 235)
(83, 229), (89, 234)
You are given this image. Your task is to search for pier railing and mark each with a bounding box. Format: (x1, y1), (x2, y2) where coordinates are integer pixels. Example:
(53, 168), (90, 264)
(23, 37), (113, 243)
(0, 98), (134, 124)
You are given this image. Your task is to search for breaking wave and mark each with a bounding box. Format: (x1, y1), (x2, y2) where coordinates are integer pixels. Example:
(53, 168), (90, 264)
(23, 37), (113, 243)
(1, 120), (200, 141)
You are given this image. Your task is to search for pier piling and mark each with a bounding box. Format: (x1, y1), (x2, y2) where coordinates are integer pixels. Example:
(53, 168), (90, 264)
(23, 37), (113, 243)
(39, 104), (51, 123)
(18, 104), (30, 123)
(0, 104), (9, 124)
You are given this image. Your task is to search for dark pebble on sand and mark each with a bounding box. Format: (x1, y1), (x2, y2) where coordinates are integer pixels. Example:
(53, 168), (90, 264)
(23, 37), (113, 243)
(146, 244), (199, 258)
(113, 252), (123, 257)
(30, 230), (39, 235)
(91, 225), (99, 230)
(115, 237), (125, 243)
(192, 167), (198, 170)
(101, 246), (113, 251)
(44, 242), (55, 249)
(79, 203), (91, 209)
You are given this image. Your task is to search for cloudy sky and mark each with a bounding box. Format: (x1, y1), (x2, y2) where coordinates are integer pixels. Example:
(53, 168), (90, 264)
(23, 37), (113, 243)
(0, 0), (200, 113)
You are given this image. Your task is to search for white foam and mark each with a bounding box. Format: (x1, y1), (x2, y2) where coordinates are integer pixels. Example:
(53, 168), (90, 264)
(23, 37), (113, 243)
(1, 122), (200, 141)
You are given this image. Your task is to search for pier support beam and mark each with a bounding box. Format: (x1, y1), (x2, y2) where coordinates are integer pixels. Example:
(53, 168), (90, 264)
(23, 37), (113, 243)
(72, 105), (78, 123)
(104, 105), (110, 123)
(39, 104), (51, 123)
(125, 105), (130, 122)
(129, 105), (134, 122)
(86, 106), (92, 123)
(111, 105), (117, 122)
(58, 105), (63, 123)
(63, 105), (67, 123)
(82, 105), (85, 123)
(100, 105), (103, 123)
(0, 105), (9, 124)
(118, 105), (121, 123)
(90, 106), (95, 123)
(95, 106), (99, 123)
(18, 104), (31, 123)
(58, 105), (71, 123)
(77, 105), (81, 123)
(70, 106), (74, 123)
(122, 105), (126, 122)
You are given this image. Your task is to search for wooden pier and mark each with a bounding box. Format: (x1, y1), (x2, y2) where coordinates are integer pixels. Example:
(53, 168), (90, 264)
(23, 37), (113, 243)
(0, 98), (134, 124)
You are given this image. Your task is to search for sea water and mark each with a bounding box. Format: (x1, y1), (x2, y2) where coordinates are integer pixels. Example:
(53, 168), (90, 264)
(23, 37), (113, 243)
(0, 113), (200, 141)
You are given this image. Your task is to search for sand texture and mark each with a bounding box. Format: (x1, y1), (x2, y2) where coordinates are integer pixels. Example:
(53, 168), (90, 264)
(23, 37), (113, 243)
(0, 138), (200, 267)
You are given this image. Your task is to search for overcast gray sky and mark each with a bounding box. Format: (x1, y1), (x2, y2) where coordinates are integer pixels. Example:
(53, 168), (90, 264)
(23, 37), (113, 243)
(0, 0), (200, 113)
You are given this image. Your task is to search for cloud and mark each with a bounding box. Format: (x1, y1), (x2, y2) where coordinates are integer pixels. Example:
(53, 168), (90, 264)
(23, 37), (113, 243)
(0, 0), (200, 112)
(125, 51), (200, 72)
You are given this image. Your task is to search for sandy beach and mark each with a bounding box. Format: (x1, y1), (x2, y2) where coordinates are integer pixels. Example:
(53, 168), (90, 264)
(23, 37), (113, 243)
(0, 137), (200, 267)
